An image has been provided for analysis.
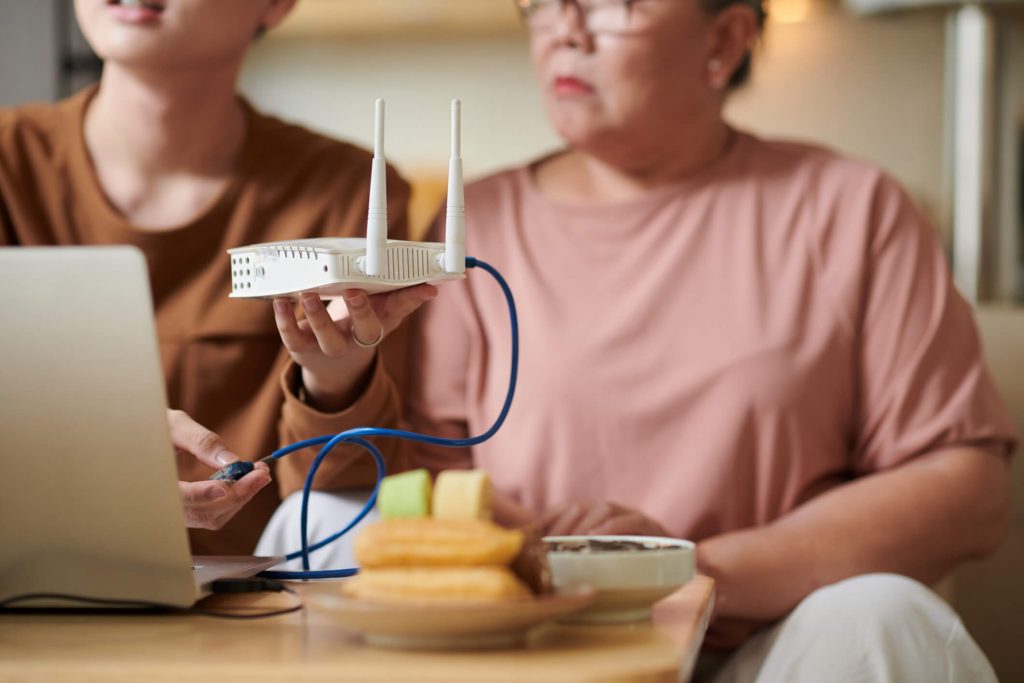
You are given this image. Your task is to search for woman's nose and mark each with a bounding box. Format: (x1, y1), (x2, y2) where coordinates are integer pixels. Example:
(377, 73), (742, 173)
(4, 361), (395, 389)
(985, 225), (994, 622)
(551, 1), (594, 50)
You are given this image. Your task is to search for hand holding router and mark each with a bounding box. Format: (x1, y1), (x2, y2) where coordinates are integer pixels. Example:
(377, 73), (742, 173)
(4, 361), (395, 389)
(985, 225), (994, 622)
(211, 99), (519, 581)
(228, 99), (467, 298)
(212, 98), (472, 484)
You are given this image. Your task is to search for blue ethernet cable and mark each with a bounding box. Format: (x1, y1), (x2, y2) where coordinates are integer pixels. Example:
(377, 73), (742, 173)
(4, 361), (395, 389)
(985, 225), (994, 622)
(251, 257), (517, 580)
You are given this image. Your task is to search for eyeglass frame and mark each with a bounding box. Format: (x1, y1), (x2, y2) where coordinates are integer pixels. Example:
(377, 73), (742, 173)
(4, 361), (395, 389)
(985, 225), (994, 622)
(515, 0), (649, 34)
(515, 0), (767, 36)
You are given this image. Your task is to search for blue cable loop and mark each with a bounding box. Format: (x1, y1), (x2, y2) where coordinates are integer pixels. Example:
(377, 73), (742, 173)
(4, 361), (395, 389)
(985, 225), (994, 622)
(257, 256), (518, 580)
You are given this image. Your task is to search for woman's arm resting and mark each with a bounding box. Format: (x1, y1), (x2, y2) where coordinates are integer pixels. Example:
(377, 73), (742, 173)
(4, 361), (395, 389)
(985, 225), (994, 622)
(698, 444), (1011, 621)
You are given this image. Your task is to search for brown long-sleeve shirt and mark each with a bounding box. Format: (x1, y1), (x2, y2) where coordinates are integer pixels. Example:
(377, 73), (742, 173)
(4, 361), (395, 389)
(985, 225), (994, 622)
(0, 86), (407, 554)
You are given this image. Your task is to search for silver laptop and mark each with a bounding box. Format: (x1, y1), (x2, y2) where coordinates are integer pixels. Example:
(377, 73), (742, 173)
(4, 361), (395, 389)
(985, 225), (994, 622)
(0, 246), (280, 609)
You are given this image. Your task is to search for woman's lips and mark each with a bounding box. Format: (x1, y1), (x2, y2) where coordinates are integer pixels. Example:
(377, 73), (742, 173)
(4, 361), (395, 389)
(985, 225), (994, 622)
(106, 0), (164, 24)
(553, 76), (595, 96)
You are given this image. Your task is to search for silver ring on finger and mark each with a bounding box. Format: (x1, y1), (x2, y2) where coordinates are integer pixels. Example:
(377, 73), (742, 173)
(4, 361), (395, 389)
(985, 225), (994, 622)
(352, 324), (384, 349)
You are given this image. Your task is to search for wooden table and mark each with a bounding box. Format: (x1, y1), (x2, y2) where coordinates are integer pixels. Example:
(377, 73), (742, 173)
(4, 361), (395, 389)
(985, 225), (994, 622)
(0, 576), (715, 682)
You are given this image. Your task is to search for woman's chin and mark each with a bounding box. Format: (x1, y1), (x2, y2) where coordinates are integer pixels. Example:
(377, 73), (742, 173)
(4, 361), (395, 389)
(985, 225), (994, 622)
(549, 111), (606, 145)
(552, 121), (621, 155)
(90, 33), (174, 63)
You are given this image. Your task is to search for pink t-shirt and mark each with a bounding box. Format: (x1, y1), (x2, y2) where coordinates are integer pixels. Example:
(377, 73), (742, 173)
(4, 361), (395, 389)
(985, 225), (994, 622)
(406, 131), (1015, 540)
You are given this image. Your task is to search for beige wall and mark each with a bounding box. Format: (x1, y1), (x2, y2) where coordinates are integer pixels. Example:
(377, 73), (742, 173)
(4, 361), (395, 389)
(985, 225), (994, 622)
(725, 6), (949, 228)
(240, 35), (561, 181)
(241, 5), (950, 229)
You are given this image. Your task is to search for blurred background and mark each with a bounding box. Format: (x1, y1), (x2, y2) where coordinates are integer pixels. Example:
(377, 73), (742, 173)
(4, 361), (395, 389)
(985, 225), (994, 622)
(0, 0), (1022, 677)
(2, 0), (1022, 291)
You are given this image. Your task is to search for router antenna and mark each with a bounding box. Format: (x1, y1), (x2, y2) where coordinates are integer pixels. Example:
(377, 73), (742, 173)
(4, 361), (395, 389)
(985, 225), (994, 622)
(365, 98), (387, 277)
(443, 99), (465, 274)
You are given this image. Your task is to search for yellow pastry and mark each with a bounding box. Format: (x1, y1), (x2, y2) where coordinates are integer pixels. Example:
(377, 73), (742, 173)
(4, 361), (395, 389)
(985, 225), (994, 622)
(432, 469), (492, 520)
(342, 567), (531, 603)
(354, 518), (524, 568)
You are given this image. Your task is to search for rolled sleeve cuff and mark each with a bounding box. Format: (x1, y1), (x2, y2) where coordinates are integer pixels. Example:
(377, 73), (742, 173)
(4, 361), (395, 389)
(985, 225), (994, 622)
(276, 356), (401, 494)
(279, 356), (393, 438)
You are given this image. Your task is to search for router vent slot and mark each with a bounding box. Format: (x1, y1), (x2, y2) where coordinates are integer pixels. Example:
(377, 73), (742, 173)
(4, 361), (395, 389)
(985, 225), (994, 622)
(268, 245), (318, 260)
(387, 247), (430, 281)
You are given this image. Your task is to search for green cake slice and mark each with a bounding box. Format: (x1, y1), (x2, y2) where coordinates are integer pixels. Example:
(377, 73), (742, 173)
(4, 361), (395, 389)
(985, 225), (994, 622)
(377, 468), (433, 519)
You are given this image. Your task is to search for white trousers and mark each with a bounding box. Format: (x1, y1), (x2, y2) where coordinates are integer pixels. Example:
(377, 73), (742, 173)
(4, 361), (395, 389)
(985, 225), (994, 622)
(703, 574), (996, 683)
(258, 494), (997, 683)
(255, 489), (377, 571)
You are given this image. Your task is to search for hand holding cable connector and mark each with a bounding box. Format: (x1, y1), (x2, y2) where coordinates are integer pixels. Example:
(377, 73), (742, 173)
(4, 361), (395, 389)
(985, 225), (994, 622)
(167, 409), (271, 530)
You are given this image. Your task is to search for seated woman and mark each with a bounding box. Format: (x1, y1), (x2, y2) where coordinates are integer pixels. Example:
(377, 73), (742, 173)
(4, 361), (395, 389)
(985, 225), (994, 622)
(0, 0), (433, 546)
(394, 0), (1012, 680)
(258, 0), (1012, 678)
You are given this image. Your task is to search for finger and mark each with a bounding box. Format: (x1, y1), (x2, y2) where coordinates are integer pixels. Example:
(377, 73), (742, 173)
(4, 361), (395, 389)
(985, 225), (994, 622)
(574, 503), (617, 534)
(366, 283), (436, 316)
(537, 503), (578, 531)
(588, 516), (635, 536)
(202, 469), (272, 530)
(273, 298), (315, 353)
(179, 480), (230, 506)
(295, 298), (350, 335)
(545, 504), (591, 537)
(371, 285), (437, 334)
(300, 294), (350, 357)
(537, 504), (571, 530)
(492, 491), (536, 528)
(590, 514), (662, 537)
(343, 290), (384, 348)
(179, 469), (271, 528)
(167, 410), (239, 469)
(194, 464), (270, 508)
(230, 467), (272, 504)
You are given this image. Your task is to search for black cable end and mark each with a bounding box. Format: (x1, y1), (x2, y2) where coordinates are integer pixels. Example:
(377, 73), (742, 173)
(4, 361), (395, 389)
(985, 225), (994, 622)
(209, 461), (255, 481)
(210, 578), (286, 594)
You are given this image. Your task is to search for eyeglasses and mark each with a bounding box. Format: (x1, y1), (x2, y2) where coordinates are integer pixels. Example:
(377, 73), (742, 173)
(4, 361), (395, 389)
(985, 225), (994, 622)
(516, 0), (657, 35)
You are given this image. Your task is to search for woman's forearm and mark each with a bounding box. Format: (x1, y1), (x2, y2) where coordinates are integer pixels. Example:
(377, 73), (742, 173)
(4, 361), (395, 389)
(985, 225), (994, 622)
(697, 445), (1010, 621)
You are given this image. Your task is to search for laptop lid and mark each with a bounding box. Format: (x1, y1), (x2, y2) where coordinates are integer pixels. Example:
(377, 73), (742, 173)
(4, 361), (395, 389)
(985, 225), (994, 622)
(0, 246), (199, 608)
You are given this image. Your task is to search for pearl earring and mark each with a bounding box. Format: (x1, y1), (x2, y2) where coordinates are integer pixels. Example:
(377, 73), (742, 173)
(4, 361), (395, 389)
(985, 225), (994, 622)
(708, 58), (721, 72)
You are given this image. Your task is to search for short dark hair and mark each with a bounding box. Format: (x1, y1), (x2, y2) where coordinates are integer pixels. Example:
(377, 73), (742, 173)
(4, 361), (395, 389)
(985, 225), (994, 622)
(698, 0), (766, 88)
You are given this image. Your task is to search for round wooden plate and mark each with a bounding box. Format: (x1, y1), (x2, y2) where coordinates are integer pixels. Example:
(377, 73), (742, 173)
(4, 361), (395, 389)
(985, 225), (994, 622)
(304, 584), (596, 650)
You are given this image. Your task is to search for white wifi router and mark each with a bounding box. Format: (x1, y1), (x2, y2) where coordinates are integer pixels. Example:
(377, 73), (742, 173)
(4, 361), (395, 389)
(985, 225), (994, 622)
(228, 99), (466, 298)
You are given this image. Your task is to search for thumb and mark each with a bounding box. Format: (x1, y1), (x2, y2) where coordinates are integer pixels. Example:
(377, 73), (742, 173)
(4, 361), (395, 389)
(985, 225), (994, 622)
(167, 409), (239, 470)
